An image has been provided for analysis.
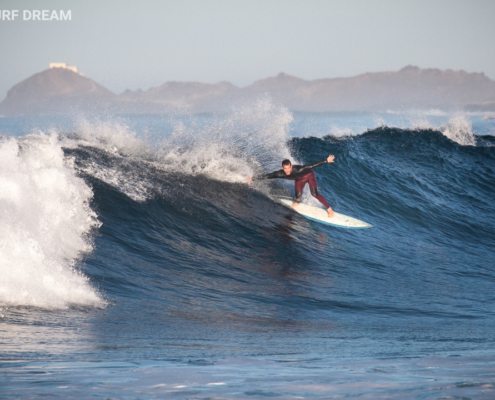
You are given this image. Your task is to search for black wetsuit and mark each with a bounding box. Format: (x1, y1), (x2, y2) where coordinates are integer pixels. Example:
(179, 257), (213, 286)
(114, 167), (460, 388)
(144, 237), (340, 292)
(255, 160), (330, 209)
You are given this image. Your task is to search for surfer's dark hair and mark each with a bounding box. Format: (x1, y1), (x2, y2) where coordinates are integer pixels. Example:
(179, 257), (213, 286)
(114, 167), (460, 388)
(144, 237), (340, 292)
(282, 159), (292, 167)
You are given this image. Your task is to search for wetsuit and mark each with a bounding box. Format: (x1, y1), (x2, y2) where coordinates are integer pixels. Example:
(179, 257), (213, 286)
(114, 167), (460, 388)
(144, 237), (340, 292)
(255, 160), (330, 209)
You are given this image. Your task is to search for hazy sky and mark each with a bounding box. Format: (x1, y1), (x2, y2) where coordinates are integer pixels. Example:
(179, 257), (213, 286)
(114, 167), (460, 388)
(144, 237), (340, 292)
(1, 0), (494, 99)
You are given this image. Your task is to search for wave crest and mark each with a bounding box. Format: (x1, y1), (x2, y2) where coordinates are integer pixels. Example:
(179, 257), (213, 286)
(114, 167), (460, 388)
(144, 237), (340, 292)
(440, 115), (477, 146)
(63, 98), (295, 201)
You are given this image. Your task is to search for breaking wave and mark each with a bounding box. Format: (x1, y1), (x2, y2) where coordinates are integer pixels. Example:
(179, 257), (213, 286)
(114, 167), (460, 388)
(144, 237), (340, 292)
(0, 133), (104, 309)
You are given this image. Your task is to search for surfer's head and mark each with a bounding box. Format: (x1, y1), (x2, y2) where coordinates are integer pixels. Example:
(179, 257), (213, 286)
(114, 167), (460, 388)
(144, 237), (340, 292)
(282, 159), (292, 175)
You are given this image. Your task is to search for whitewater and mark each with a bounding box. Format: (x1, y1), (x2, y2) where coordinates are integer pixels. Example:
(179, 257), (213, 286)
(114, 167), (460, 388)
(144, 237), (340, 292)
(1, 102), (494, 399)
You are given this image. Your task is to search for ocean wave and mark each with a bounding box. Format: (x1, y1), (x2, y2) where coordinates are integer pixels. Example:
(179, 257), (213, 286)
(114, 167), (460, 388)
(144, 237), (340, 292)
(1, 106), (493, 323)
(318, 115), (479, 146)
(71, 123), (495, 320)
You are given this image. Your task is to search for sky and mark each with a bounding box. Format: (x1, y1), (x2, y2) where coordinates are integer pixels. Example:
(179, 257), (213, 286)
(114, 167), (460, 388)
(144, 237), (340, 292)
(1, 0), (494, 99)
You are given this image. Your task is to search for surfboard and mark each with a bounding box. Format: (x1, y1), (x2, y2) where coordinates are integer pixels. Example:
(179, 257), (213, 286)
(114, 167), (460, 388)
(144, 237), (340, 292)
(277, 198), (373, 229)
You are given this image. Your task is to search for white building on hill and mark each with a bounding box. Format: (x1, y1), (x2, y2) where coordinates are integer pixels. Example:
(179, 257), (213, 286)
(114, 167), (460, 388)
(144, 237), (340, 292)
(49, 62), (84, 76)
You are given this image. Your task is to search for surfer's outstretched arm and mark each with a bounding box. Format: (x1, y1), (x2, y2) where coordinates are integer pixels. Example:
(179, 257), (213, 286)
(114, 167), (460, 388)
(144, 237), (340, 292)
(295, 155), (335, 175)
(247, 170), (285, 183)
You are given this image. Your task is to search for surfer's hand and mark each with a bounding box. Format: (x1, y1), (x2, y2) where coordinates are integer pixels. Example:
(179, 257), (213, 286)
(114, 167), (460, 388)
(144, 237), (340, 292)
(327, 155), (335, 163)
(247, 177), (252, 184)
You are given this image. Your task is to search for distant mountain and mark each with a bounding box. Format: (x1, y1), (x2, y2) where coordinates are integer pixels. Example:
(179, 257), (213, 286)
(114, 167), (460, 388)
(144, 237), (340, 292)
(1, 66), (495, 115)
(245, 67), (495, 111)
(118, 81), (239, 113)
(0, 68), (114, 115)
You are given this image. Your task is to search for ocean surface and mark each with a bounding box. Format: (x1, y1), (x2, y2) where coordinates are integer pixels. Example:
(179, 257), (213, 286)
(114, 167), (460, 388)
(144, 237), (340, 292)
(1, 102), (495, 399)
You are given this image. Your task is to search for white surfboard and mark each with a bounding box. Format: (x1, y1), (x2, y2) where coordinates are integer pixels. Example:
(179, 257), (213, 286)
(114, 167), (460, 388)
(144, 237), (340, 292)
(277, 198), (372, 229)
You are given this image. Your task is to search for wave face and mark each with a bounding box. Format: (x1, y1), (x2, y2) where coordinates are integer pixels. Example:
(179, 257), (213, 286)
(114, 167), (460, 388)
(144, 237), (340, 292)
(1, 108), (495, 364)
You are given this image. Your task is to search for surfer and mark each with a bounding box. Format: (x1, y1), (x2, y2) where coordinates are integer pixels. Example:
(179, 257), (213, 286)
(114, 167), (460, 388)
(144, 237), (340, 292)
(248, 155), (335, 217)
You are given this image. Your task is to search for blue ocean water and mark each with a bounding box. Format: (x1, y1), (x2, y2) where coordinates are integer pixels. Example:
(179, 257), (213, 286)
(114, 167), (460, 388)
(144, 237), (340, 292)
(1, 103), (494, 398)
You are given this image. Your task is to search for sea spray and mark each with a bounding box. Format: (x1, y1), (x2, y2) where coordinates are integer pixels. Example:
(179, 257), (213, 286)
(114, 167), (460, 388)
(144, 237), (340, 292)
(63, 99), (297, 201)
(157, 98), (295, 182)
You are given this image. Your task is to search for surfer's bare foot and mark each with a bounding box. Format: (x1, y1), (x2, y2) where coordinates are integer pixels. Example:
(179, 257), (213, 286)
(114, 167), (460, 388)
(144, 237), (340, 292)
(291, 202), (300, 208)
(247, 176), (252, 184)
(327, 208), (334, 218)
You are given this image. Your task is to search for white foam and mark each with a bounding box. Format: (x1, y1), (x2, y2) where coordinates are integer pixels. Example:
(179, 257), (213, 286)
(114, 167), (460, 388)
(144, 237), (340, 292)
(0, 133), (104, 309)
(440, 115), (477, 146)
(60, 119), (156, 202)
(156, 98), (295, 183)
(73, 118), (152, 157)
(62, 99), (296, 202)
